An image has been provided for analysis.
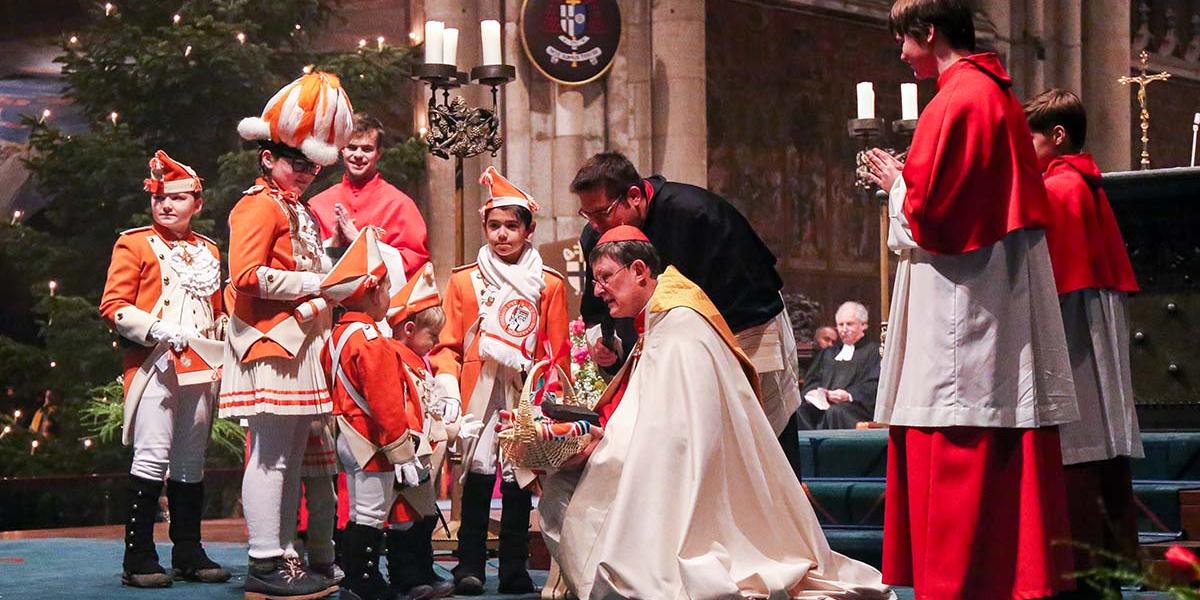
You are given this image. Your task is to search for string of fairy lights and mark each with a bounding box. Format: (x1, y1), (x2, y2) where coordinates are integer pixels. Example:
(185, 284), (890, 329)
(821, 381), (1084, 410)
(8, 3), (426, 458)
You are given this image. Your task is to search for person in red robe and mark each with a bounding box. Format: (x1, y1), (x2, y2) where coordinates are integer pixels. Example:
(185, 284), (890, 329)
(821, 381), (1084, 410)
(310, 114), (430, 278)
(1026, 88), (1142, 600)
(863, 1), (1079, 598)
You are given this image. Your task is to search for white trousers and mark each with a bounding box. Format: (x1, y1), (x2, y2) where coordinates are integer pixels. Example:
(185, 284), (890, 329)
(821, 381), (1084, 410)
(336, 434), (397, 529)
(130, 367), (213, 483)
(244, 414), (314, 559)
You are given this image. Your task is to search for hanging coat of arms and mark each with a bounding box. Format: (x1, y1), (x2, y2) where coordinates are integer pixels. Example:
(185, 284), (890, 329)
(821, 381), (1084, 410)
(520, 0), (621, 86)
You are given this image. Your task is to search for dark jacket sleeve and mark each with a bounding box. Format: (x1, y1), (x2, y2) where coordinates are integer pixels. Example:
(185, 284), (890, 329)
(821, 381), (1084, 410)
(579, 224), (637, 373)
(800, 348), (830, 395)
(846, 345), (881, 412)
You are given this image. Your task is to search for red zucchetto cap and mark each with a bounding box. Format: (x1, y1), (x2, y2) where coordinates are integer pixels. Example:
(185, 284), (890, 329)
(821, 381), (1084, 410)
(596, 225), (650, 245)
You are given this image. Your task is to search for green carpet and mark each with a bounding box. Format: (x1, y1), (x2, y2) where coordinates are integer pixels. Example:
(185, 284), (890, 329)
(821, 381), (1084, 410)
(0, 538), (543, 600)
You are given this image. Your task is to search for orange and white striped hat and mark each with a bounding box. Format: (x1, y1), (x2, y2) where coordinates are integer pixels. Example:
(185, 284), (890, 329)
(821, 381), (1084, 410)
(322, 227), (389, 304)
(237, 71), (355, 166)
(387, 262), (441, 327)
(479, 166), (539, 215)
(143, 150), (202, 195)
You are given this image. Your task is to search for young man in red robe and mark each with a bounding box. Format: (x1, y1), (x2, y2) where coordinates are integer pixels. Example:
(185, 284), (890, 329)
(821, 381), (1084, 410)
(1026, 88), (1142, 599)
(864, 1), (1079, 597)
(310, 114), (430, 278)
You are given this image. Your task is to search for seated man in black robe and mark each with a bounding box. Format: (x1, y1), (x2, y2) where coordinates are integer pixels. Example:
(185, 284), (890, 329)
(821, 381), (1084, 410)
(797, 302), (880, 430)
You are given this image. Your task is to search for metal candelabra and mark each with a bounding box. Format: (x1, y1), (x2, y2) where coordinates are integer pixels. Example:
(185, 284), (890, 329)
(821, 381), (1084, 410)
(847, 117), (917, 352)
(413, 62), (515, 265)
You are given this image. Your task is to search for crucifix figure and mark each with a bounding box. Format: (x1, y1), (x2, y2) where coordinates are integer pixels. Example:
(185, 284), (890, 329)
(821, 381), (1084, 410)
(1119, 50), (1171, 170)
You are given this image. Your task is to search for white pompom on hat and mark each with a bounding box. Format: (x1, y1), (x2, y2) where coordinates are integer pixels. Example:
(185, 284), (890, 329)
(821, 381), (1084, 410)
(238, 71), (354, 166)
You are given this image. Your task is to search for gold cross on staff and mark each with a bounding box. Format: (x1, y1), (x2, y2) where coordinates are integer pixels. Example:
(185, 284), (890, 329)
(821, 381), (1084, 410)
(1119, 50), (1171, 170)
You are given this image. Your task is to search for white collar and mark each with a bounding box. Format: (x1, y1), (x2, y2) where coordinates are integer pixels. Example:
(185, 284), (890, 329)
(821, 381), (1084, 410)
(834, 343), (855, 361)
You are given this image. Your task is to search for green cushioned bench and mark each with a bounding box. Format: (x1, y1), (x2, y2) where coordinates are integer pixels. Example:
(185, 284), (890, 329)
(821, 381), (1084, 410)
(799, 430), (1200, 480)
(803, 476), (1200, 533)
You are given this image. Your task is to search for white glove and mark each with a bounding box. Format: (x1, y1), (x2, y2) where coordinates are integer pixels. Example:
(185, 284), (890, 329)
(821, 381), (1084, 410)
(440, 397), (461, 424)
(149, 321), (188, 351)
(300, 272), (323, 296)
(457, 415), (484, 441)
(394, 458), (425, 488)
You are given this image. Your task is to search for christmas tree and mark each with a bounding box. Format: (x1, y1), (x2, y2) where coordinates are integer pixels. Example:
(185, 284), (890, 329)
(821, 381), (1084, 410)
(0, 0), (426, 475)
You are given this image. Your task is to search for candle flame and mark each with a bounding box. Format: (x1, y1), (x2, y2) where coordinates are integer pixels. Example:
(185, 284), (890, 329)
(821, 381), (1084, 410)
(173, 13), (181, 24)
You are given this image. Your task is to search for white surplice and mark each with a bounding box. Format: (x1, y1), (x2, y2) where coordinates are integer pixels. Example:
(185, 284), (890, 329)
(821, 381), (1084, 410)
(539, 268), (893, 600)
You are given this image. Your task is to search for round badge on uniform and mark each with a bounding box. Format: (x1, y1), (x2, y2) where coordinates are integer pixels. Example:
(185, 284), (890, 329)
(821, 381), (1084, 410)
(499, 298), (539, 338)
(520, 0), (621, 86)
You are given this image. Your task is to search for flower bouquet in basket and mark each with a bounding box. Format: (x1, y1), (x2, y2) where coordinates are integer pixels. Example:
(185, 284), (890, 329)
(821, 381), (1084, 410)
(497, 357), (600, 471)
(567, 317), (605, 409)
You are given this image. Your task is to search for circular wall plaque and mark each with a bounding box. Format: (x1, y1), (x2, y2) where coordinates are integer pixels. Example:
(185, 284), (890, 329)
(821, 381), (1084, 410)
(520, 0), (622, 86)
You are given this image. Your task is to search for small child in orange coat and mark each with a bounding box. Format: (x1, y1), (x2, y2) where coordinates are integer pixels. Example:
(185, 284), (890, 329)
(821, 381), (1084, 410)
(100, 150), (229, 588)
(429, 167), (570, 594)
(378, 262), (462, 600)
(320, 229), (428, 600)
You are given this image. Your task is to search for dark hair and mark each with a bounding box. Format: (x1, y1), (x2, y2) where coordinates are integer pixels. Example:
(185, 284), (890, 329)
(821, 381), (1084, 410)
(257, 140), (304, 174)
(570, 152), (642, 200)
(351, 113), (386, 149)
(889, 0), (977, 51)
(483, 205), (534, 228)
(588, 240), (663, 277)
(1023, 88), (1087, 151)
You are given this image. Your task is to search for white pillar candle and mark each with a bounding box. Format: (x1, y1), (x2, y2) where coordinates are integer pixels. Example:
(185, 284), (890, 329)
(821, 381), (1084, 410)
(442, 28), (459, 67)
(424, 20), (444, 64)
(901, 83), (919, 120)
(856, 82), (875, 119)
(481, 20), (502, 65)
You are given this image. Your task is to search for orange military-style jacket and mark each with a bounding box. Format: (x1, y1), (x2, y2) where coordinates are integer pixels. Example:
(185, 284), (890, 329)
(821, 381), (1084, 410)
(322, 312), (426, 472)
(429, 262), (571, 418)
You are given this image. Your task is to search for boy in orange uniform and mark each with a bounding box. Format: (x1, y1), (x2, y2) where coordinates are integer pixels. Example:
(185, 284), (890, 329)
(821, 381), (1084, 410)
(430, 166), (570, 595)
(101, 150), (229, 588)
(220, 71), (353, 599)
(382, 262), (458, 600)
(320, 229), (427, 600)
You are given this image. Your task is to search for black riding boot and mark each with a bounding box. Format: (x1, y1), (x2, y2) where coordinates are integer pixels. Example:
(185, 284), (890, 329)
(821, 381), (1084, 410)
(339, 523), (388, 600)
(497, 480), (535, 594)
(122, 475), (172, 588)
(452, 472), (495, 595)
(167, 479), (231, 582)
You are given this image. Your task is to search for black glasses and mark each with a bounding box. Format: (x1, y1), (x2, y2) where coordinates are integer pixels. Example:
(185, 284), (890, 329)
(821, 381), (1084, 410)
(283, 156), (321, 175)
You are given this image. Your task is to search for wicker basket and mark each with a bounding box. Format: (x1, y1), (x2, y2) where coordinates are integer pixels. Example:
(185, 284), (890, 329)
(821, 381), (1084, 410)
(498, 360), (593, 470)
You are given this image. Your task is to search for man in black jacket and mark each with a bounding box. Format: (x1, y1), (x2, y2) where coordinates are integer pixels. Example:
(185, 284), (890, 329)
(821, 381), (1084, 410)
(797, 302), (880, 430)
(573, 152), (803, 479)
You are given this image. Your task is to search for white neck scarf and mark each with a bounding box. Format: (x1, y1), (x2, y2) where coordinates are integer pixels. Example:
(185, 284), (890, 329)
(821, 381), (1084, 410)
(475, 244), (546, 371)
(834, 343), (855, 362)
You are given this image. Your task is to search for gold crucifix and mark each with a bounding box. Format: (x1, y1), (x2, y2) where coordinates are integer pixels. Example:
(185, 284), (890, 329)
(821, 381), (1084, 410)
(1119, 50), (1171, 170)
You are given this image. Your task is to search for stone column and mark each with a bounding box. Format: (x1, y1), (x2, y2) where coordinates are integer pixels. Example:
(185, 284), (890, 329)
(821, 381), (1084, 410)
(423, 0), (484, 268)
(650, 0), (706, 186)
(607, 0), (654, 176)
(1081, 0), (1131, 172)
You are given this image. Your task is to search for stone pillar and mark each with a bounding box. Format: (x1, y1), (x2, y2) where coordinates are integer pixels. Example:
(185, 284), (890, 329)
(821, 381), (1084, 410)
(607, 0), (653, 176)
(551, 88), (585, 238)
(650, 0), (706, 186)
(1081, 0), (1131, 172)
(423, 0), (484, 269)
(1050, 0), (1082, 93)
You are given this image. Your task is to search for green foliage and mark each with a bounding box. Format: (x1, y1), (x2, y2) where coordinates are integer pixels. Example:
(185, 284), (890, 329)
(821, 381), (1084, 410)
(3, 0), (426, 476)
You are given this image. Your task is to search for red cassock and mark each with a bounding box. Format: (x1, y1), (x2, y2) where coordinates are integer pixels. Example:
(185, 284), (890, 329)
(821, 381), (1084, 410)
(310, 173), (430, 279)
(901, 52), (1050, 255)
(1041, 153), (1139, 295)
(321, 311), (425, 472)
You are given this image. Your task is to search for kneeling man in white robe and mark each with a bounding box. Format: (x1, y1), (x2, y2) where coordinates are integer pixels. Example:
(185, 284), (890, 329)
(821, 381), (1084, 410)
(537, 225), (893, 600)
